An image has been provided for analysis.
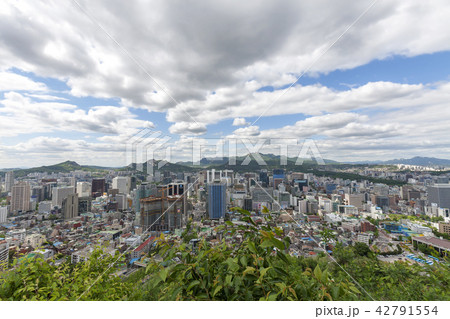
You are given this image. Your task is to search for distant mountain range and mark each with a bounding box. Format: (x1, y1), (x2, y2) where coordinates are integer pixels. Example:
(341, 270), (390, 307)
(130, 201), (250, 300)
(1, 155), (449, 178)
(348, 156), (450, 167)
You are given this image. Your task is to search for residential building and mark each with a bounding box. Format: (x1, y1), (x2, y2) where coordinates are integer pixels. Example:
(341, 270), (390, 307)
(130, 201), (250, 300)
(62, 193), (79, 220)
(0, 206), (7, 223)
(5, 171), (14, 192)
(0, 240), (8, 271)
(11, 181), (31, 213)
(438, 222), (450, 235)
(24, 233), (46, 248)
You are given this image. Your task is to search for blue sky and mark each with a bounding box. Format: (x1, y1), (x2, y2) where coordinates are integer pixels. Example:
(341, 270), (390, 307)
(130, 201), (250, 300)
(1, 1), (450, 168)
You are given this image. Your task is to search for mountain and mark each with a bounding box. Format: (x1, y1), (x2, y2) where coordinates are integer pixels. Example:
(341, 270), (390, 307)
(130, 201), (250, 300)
(176, 153), (338, 167)
(349, 156), (450, 167)
(5, 161), (112, 178)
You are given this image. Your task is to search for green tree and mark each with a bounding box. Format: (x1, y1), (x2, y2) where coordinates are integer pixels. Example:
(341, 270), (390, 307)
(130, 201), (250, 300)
(353, 242), (371, 257)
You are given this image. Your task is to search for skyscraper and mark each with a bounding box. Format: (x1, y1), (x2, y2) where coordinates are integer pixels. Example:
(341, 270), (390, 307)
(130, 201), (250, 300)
(76, 182), (91, 198)
(11, 182), (31, 213)
(5, 171), (14, 192)
(207, 182), (226, 219)
(52, 186), (75, 208)
(62, 193), (79, 220)
(92, 178), (106, 197)
(428, 184), (450, 209)
(112, 176), (130, 194)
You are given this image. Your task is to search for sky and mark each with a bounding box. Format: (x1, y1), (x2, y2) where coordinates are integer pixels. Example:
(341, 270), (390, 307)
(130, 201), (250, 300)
(1, 0), (450, 168)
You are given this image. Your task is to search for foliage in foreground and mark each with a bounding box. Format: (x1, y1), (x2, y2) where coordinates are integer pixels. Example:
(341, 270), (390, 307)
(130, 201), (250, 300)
(0, 249), (132, 301)
(1, 209), (449, 301)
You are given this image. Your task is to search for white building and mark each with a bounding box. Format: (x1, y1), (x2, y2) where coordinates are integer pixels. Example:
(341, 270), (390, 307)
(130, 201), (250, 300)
(5, 171), (14, 192)
(324, 213), (343, 224)
(76, 182), (91, 198)
(8, 229), (26, 243)
(357, 233), (372, 245)
(112, 177), (130, 195)
(0, 206), (8, 223)
(24, 233), (46, 248)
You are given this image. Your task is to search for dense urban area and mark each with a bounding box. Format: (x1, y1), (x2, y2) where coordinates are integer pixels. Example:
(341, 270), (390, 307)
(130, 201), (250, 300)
(0, 158), (449, 301)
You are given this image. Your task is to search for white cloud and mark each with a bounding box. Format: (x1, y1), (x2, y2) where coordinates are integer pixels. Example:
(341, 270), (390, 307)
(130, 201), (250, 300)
(1, 1), (450, 134)
(0, 92), (154, 137)
(1, 1), (450, 164)
(0, 71), (47, 92)
(232, 117), (249, 126)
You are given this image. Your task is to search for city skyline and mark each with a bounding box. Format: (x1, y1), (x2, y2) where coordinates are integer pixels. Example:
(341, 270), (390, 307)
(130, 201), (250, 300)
(1, 1), (450, 168)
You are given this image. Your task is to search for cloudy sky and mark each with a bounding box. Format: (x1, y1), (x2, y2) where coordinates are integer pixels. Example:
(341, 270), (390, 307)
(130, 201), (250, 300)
(1, 0), (450, 168)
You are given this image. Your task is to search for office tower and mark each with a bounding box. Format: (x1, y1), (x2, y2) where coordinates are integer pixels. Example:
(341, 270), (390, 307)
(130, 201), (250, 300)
(427, 184), (450, 209)
(112, 176), (130, 194)
(243, 197), (253, 212)
(345, 193), (364, 209)
(52, 186), (75, 208)
(62, 193), (79, 220)
(273, 169), (285, 190)
(76, 182), (91, 198)
(115, 194), (128, 210)
(207, 182), (226, 219)
(32, 186), (45, 202)
(11, 182), (31, 213)
(91, 178), (106, 197)
(373, 183), (389, 196)
(167, 182), (185, 196)
(0, 240), (9, 271)
(78, 197), (92, 214)
(206, 169), (233, 186)
(0, 206), (8, 223)
(5, 171), (14, 192)
(259, 170), (269, 187)
(130, 176), (137, 192)
(294, 179), (308, 192)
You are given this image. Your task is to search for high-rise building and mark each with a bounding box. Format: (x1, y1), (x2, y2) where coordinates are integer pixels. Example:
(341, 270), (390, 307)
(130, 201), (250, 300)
(0, 240), (9, 271)
(259, 170), (269, 187)
(206, 169), (233, 186)
(427, 184), (450, 209)
(112, 176), (130, 195)
(76, 182), (91, 198)
(140, 194), (185, 231)
(11, 182), (31, 213)
(5, 171), (14, 192)
(62, 193), (79, 220)
(32, 186), (45, 203)
(92, 178), (106, 197)
(243, 197), (253, 212)
(0, 206), (8, 223)
(207, 182), (226, 219)
(52, 186), (75, 208)
(273, 169), (285, 190)
(345, 193), (364, 209)
(78, 197), (92, 214)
